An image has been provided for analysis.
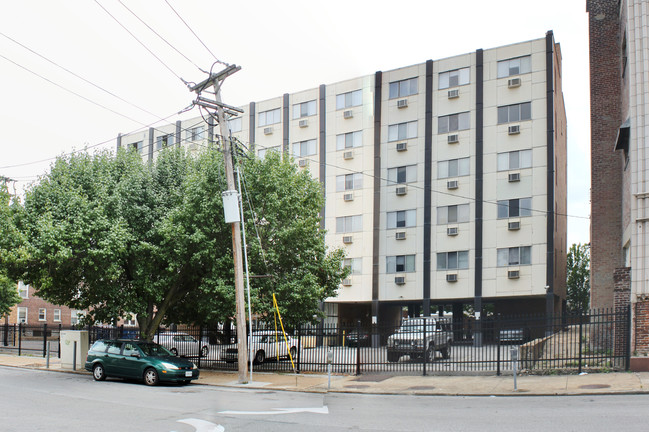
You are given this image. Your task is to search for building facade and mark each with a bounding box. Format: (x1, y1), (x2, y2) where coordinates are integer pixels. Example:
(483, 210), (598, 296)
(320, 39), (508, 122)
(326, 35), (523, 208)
(589, 0), (649, 356)
(5, 281), (85, 327)
(118, 34), (567, 327)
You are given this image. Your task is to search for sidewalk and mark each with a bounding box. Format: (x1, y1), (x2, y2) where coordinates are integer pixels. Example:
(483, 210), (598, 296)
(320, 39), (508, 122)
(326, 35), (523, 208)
(2, 353), (648, 396)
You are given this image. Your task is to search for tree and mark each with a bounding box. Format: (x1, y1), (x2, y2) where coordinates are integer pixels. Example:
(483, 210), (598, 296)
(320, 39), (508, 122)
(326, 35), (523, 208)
(0, 183), (22, 317)
(7, 147), (346, 338)
(566, 243), (590, 312)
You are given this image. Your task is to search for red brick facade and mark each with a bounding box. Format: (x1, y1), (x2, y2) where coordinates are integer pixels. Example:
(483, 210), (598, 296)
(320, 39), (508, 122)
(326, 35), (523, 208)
(634, 298), (649, 355)
(5, 283), (83, 327)
(613, 267), (630, 357)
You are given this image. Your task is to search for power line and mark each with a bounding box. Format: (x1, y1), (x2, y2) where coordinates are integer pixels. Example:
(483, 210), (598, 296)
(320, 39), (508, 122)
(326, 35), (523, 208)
(163, 0), (228, 67)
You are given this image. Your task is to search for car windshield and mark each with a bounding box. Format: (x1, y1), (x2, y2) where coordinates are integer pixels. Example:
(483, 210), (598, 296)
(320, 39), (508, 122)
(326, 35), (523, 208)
(399, 322), (438, 332)
(138, 343), (173, 357)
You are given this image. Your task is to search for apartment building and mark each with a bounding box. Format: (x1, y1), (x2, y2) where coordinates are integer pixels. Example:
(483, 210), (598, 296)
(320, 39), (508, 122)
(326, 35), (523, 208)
(5, 281), (86, 327)
(118, 33), (567, 327)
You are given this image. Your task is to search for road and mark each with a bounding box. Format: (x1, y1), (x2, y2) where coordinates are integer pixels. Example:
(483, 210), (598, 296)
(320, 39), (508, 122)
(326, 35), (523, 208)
(1, 366), (648, 431)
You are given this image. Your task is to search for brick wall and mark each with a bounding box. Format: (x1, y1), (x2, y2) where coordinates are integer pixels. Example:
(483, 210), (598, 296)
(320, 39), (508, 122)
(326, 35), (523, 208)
(635, 297), (649, 355)
(613, 267), (631, 357)
(6, 283), (78, 327)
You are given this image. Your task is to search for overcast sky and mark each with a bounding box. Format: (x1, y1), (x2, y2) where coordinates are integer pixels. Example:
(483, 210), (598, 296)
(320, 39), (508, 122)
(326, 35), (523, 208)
(0, 0), (591, 246)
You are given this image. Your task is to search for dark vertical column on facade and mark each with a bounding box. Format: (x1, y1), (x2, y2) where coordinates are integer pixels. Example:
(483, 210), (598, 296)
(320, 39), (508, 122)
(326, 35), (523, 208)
(116, 133), (122, 151)
(148, 127), (154, 162)
(474, 49), (484, 319)
(545, 31), (556, 316)
(175, 121), (182, 147)
(249, 102), (256, 151)
(319, 84), (327, 230)
(283, 93), (290, 154)
(423, 60), (434, 316)
(372, 71), (383, 321)
(208, 116), (215, 145)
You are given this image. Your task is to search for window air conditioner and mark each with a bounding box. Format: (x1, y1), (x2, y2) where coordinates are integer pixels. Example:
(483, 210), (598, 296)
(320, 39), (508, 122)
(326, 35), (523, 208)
(395, 276), (406, 285)
(343, 151), (354, 160)
(508, 172), (521, 182)
(397, 99), (408, 108)
(263, 127), (273, 135)
(448, 89), (460, 99)
(298, 159), (308, 167)
(447, 180), (459, 189)
(508, 270), (520, 279)
(508, 125), (520, 135)
(395, 231), (406, 240)
(299, 119), (308, 128)
(448, 134), (459, 144)
(396, 186), (407, 196)
(508, 221), (521, 230)
(343, 110), (353, 119)
(342, 278), (352, 286)
(447, 227), (459, 236)
(343, 193), (354, 202)
(446, 273), (458, 282)
(396, 142), (408, 151)
(342, 235), (353, 244)
(508, 77), (522, 88)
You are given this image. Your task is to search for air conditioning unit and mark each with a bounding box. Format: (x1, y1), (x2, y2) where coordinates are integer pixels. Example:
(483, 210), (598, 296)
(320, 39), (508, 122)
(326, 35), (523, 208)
(299, 119), (308, 128)
(263, 127), (273, 135)
(343, 151), (354, 160)
(396, 142), (407, 152)
(508, 172), (521, 182)
(446, 273), (458, 282)
(447, 180), (459, 189)
(508, 270), (520, 279)
(343, 110), (353, 119)
(448, 89), (459, 99)
(342, 278), (352, 286)
(508, 125), (520, 135)
(298, 159), (308, 167)
(396, 186), (407, 196)
(343, 193), (354, 202)
(342, 235), (353, 244)
(397, 99), (408, 108)
(447, 227), (459, 236)
(395, 276), (406, 285)
(508, 77), (522, 88)
(508, 221), (521, 230)
(448, 134), (459, 144)
(395, 231), (406, 240)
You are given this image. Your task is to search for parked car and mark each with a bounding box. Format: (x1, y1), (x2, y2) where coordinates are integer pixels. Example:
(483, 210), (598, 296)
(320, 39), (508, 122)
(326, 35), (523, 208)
(153, 331), (209, 357)
(345, 329), (370, 347)
(84, 339), (199, 386)
(386, 317), (453, 362)
(221, 331), (297, 364)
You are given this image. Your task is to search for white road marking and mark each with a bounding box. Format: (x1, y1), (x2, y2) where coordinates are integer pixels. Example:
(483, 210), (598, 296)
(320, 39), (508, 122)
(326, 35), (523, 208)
(219, 406), (329, 415)
(176, 418), (225, 432)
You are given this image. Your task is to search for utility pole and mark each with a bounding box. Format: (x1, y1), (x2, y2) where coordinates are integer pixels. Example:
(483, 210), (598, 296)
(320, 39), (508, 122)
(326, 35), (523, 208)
(189, 65), (249, 383)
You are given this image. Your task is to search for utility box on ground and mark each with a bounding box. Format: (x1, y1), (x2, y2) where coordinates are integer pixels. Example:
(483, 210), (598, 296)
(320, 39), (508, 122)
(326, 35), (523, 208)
(60, 330), (89, 370)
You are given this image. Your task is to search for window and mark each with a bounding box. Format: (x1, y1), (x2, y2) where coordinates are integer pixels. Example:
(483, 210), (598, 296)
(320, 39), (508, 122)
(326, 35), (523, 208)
(497, 246), (532, 266)
(497, 56), (531, 78)
(343, 258), (362, 275)
(38, 308), (46, 321)
(54, 309), (61, 322)
(438, 112), (470, 133)
(292, 139), (317, 157)
(292, 100), (317, 119)
(227, 118), (242, 133)
(17, 307), (27, 324)
(336, 173), (363, 192)
(437, 251), (469, 270)
(129, 141), (143, 153)
(123, 342), (139, 357)
(387, 165), (417, 184)
(336, 215), (363, 233)
(386, 255), (416, 273)
(497, 150), (532, 171)
(387, 210), (416, 229)
(336, 131), (363, 150)
(437, 204), (470, 224)
(18, 281), (28, 299)
(389, 77), (418, 99)
(186, 126), (205, 141)
(106, 341), (122, 355)
(258, 145), (280, 158)
(498, 102), (531, 124)
(155, 134), (174, 150)
(388, 121), (417, 142)
(438, 158), (470, 178)
(336, 90), (362, 109)
(258, 108), (281, 126)
(438, 67), (470, 89)
(71, 310), (86, 326)
(497, 198), (532, 218)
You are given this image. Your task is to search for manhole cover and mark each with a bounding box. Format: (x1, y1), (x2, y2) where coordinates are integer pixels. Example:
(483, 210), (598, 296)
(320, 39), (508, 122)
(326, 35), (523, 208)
(579, 384), (611, 389)
(354, 375), (391, 382)
(408, 386), (436, 390)
(345, 384), (370, 389)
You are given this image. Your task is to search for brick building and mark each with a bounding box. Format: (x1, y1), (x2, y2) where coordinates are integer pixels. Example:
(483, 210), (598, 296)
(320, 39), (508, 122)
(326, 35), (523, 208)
(5, 281), (86, 327)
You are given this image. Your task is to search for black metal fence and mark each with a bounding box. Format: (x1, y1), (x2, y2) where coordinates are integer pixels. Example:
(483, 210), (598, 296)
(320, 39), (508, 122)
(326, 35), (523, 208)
(2, 307), (631, 376)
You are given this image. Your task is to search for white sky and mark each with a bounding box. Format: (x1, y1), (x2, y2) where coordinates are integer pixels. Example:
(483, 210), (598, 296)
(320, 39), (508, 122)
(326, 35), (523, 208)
(0, 0), (591, 246)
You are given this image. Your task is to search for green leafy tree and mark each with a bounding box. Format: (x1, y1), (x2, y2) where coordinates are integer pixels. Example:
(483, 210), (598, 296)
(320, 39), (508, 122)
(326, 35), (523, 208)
(566, 243), (590, 312)
(7, 147), (346, 338)
(0, 183), (22, 317)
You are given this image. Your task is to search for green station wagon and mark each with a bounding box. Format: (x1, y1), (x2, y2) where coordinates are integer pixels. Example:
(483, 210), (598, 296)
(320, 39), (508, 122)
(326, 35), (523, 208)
(84, 339), (200, 386)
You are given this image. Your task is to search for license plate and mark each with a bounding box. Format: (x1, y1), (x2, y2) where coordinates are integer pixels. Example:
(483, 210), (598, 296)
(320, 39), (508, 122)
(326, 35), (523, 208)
(185, 371), (192, 377)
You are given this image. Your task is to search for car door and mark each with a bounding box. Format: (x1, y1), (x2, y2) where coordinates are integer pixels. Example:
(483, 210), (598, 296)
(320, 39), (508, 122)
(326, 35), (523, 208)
(118, 342), (148, 379)
(103, 341), (123, 376)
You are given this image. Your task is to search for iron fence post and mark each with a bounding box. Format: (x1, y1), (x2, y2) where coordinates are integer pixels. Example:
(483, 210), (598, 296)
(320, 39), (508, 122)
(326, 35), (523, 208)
(42, 323), (48, 357)
(58, 324), (62, 358)
(296, 324), (301, 373)
(578, 310), (583, 375)
(355, 320), (361, 376)
(626, 304), (632, 371)
(3, 321), (7, 346)
(198, 325), (203, 369)
(423, 319), (427, 377)
(496, 314), (501, 376)
(18, 322), (22, 356)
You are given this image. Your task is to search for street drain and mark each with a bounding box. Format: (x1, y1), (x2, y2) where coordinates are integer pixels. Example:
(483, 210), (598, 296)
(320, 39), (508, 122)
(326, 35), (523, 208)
(578, 384), (611, 389)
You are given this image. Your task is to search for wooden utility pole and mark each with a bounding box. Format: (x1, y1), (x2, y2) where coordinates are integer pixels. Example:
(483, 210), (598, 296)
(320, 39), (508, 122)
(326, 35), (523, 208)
(189, 65), (248, 383)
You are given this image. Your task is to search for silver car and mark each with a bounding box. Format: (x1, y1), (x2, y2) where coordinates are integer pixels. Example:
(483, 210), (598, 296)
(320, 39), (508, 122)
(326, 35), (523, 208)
(153, 332), (209, 357)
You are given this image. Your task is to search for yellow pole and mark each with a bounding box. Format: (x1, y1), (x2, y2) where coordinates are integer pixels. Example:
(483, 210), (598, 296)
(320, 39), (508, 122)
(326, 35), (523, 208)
(272, 293), (296, 371)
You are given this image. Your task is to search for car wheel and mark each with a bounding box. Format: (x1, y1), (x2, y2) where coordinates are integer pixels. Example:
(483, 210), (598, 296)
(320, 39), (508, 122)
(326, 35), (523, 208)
(170, 348), (178, 356)
(254, 350), (265, 364)
(289, 346), (297, 359)
(387, 352), (400, 363)
(441, 345), (451, 359)
(92, 363), (106, 381)
(143, 368), (159, 386)
(201, 346), (209, 357)
(181, 380), (191, 385)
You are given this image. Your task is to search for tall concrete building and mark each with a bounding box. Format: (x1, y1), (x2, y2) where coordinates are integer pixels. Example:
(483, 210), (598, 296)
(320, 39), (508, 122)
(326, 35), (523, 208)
(118, 34), (567, 327)
(589, 0), (649, 357)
